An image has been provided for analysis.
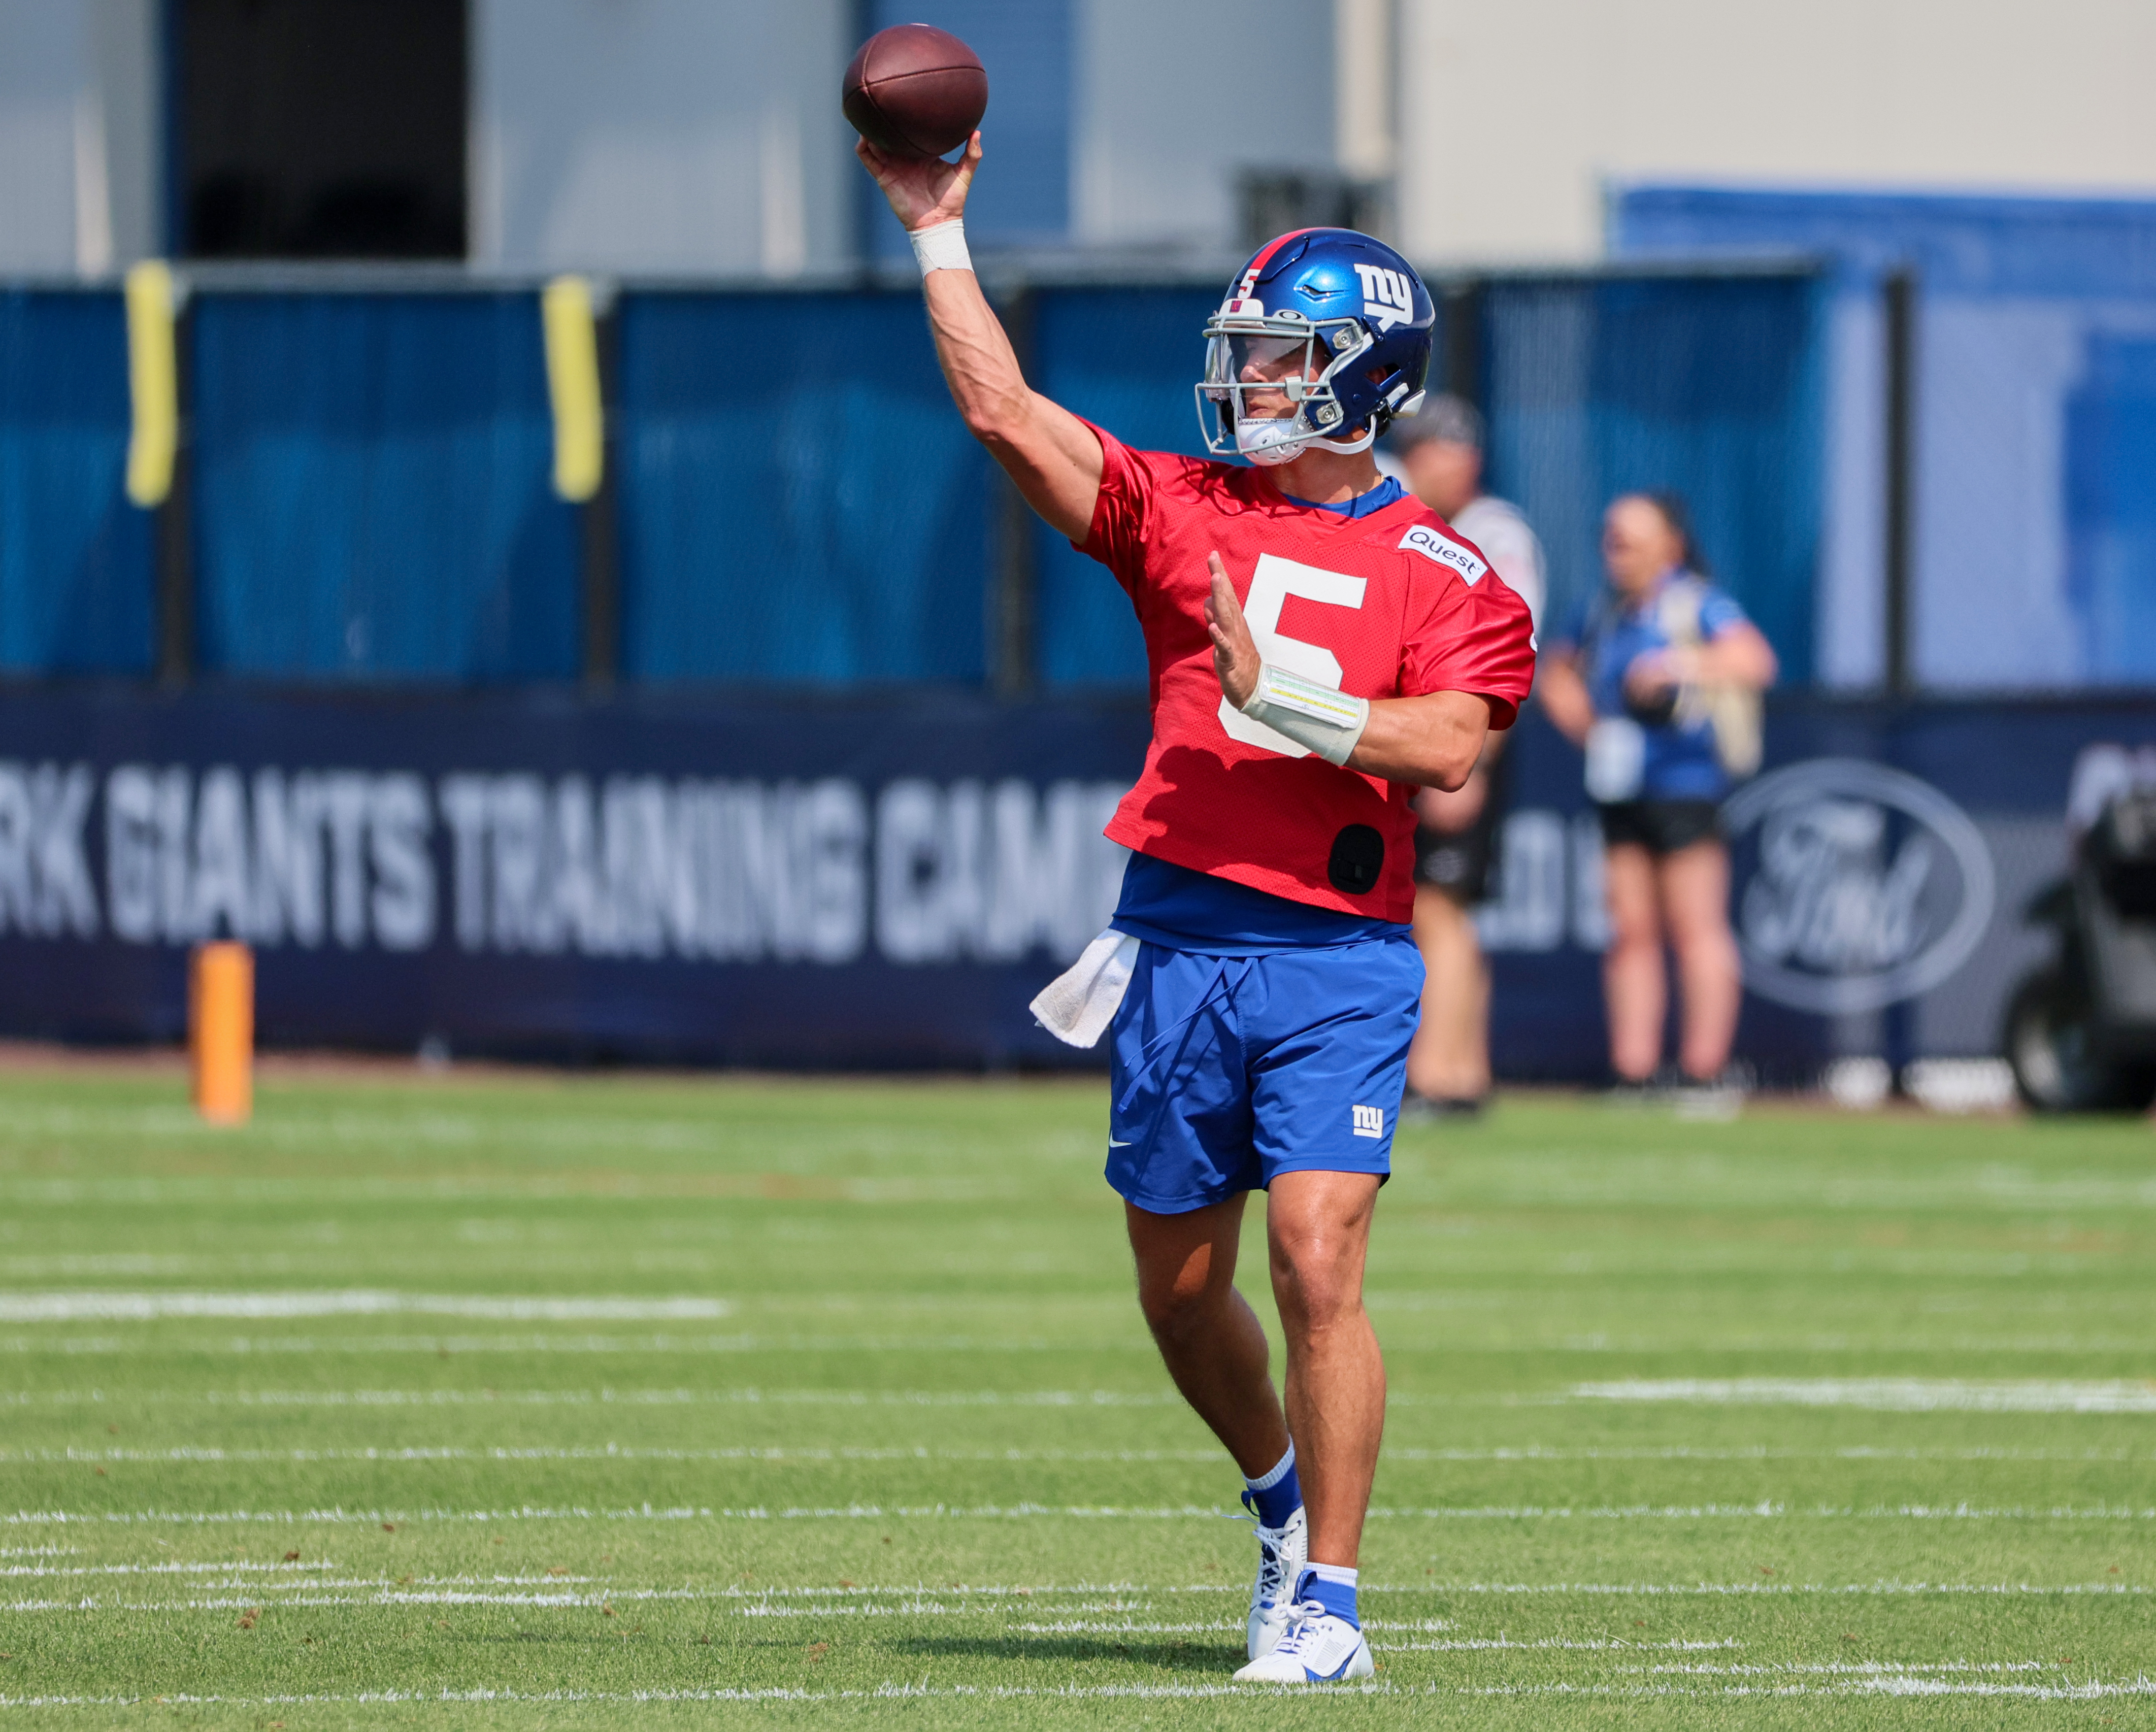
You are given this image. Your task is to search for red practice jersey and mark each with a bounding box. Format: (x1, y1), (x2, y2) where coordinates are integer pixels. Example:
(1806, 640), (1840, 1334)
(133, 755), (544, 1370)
(1077, 423), (1538, 923)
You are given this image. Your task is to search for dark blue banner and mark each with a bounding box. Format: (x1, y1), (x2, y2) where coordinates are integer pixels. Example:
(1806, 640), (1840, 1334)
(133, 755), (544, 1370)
(0, 687), (2150, 1074)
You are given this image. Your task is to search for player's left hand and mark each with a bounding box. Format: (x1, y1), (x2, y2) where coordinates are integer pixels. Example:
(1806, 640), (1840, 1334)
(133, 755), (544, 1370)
(1204, 553), (1261, 708)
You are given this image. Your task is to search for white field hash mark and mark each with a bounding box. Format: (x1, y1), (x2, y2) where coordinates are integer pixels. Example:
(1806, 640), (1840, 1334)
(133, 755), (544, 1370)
(0, 1291), (729, 1323)
(1572, 1378), (2156, 1413)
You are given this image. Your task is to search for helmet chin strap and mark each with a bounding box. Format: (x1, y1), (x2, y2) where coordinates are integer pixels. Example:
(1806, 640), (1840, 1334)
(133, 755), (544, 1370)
(1235, 416), (1376, 465)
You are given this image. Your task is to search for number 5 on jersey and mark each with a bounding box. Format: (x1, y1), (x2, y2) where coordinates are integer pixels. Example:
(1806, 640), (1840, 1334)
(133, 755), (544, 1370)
(1218, 554), (1369, 759)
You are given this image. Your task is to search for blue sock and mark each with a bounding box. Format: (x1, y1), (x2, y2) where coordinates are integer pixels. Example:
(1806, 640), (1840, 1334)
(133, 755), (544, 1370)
(1242, 1443), (1301, 1529)
(1297, 1563), (1358, 1627)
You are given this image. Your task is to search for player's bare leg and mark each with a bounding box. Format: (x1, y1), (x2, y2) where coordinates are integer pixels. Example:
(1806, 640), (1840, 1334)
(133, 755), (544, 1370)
(1126, 1196), (1290, 1474)
(1408, 884), (1491, 1101)
(1602, 842), (1666, 1082)
(1660, 840), (1740, 1081)
(1265, 1169), (1384, 1567)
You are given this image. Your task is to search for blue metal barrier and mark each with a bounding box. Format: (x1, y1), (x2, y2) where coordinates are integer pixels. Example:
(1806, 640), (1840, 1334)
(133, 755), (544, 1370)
(0, 289), (153, 674)
(1027, 286), (1218, 689)
(189, 290), (579, 681)
(1481, 273), (1823, 678)
(614, 289), (991, 685)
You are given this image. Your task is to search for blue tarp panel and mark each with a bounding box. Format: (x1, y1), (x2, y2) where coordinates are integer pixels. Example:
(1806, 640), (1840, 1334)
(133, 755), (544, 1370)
(1027, 286), (1217, 689)
(1617, 186), (2156, 297)
(189, 292), (579, 682)
(0, 290), (153, 674)
(1482, 274), (1823, 680)
(1614, 186), (2156, 691)
(1032, 276), (1820, 688)
(865, 0), (1071, 258)
(615, 290), (991, 686)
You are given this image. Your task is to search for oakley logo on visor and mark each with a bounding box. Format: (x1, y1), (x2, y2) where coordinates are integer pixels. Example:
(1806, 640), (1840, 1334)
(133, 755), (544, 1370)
(1352, 263), (1415, 331)
(1399, 524), (1488, 583)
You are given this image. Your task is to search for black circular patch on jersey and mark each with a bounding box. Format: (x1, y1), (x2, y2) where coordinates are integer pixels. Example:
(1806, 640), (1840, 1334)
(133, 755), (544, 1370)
(1328, 823), (1385, 896)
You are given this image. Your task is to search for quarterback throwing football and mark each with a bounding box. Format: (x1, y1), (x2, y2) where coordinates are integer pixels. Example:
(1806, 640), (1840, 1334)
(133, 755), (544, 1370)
(859, 135), (1535, 1683)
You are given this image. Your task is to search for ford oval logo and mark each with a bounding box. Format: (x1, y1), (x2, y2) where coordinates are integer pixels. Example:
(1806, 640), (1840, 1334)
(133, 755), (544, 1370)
(1721, 758), (1996, 1014)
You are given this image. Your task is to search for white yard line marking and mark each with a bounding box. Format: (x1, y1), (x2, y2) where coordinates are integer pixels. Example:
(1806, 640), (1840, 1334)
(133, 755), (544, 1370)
(1431, 1580), (2149, 1595)
(1572, 1378), (2156, 1413)
(12, 1504), (2154, 1528)
(3, 1678), (2153, 1707)
(0, 1292), (730, 1323)
(0, 1445), (1229, 1466)
(0, 1388), (1237, 1415)
(1389, 1638), (1739, 1652)
(0, 1335), (1150, 1355)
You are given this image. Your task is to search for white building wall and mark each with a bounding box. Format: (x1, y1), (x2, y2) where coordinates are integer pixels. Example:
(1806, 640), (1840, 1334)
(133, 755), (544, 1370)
(472, 0), (854, 277)
(0, 0), (156, 275)
(1397, 0), (2156, 264)
(1072, 0), (1335, 256)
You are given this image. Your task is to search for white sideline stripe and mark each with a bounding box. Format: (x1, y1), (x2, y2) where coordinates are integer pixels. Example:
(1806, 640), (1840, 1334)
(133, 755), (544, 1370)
(24, 1443), (2156, 1469)
(0, 1386), (1187, 1409)
(3, 1680), (2153, 1707)
(1397, 1638), (1740, 1652)
(0, 1445), (1230, 1467)
(14, 1505), (2156, 1528)
(0, 1292), (730, 1323)
(1572, 1378), (2156, 1413)
(0, 1336), (1145, 1356)
(1432, 1580), (2149, 1596)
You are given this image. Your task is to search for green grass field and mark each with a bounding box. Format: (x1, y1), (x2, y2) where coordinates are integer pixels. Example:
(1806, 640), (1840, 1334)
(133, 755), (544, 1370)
(0, 1064), (2151, 1728)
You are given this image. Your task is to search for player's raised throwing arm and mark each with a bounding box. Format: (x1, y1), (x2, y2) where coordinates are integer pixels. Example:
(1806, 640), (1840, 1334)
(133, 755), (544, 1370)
(857, 135), (1103, 542)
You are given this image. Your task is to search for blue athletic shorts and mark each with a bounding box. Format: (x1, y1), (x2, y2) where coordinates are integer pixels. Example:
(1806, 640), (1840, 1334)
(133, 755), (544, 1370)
(1105, 935), (1423, 1215)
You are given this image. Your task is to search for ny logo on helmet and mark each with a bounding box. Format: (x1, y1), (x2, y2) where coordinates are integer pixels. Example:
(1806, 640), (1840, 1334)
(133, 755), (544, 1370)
(1352, 263), (1415, 331)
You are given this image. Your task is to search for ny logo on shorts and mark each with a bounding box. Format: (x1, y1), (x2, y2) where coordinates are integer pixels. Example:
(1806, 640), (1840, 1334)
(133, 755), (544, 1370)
(1350, 1104), (1385, 1139)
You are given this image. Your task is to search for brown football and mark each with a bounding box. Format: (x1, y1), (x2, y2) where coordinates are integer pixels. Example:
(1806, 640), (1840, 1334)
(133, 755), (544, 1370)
(842, 24), (988, 160)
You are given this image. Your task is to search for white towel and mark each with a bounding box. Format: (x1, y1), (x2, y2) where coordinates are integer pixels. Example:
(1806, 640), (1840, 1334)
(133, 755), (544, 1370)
(1030, 929), (1140, 1049)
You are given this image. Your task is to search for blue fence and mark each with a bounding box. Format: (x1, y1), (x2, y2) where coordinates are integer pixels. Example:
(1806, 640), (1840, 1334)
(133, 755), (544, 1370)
(1616, 187), (2156, 691)
(0, 290), (153, 675)
(615, 290), (992, 685)
(1485, 272), (1823, 677)
(0, 268), (1827, 692)
(190, 291), (580, 682)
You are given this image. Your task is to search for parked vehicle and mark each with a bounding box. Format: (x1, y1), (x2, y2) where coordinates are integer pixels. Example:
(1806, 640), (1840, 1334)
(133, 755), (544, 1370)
(2004, 792), (2156, 1111)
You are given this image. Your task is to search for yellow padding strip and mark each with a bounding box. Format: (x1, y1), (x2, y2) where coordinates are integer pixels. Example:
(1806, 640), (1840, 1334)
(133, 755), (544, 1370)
(123, 260), (178, 508)
(542, 276), (605, 503)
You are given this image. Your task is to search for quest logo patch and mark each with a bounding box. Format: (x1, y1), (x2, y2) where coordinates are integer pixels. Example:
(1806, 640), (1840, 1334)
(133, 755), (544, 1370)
(1397, 524), (1487, 583)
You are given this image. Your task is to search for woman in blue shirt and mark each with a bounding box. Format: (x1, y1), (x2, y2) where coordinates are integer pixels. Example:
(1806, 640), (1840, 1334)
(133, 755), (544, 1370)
(1540, 493), (1778, 1094)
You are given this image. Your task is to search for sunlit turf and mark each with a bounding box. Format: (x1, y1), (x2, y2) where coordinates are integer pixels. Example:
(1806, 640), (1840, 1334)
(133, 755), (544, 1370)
(0, 1062), (2152, 1727)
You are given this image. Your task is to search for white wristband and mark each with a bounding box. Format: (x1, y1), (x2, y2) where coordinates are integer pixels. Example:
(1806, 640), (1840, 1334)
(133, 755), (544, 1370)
(909, 218), (971, 278)
(1239, 662), (1370, 767)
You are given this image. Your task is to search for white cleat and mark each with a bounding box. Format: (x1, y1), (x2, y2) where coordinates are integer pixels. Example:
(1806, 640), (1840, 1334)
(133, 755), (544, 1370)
(1244, 1501), (1307, 1660)
(1233, 1601), (1375, 1684)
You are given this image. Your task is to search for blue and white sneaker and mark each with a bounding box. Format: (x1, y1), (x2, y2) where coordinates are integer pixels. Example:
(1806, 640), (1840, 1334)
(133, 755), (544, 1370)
(1232, 1596), (1375, 1683)
(1242, 1494), (1307, 1660)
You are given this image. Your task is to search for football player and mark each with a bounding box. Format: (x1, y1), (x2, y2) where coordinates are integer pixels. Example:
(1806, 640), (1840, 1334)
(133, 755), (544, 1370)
(859, 134), (1535, 1683)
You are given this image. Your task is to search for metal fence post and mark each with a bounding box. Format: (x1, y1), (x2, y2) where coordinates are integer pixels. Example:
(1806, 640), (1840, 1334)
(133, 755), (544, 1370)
(1883, 267), (1916, 697)
(155, 293), (194, 688)
(1442, 278), (1484, 410)
(581, 293), (621, 693)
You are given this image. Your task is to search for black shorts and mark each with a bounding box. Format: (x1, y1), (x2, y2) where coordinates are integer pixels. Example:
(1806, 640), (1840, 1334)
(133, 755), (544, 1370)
(1597, 798), (1722, 856)
(1414, 752), (1510, 904)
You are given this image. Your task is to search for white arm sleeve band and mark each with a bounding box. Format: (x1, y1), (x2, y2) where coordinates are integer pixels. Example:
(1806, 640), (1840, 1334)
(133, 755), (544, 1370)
(1238, 662), (1370, 767)
(909, 218), (972, 277)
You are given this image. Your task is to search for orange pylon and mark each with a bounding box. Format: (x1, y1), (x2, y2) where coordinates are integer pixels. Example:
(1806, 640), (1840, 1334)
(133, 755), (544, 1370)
(190, 942), (253, 1125)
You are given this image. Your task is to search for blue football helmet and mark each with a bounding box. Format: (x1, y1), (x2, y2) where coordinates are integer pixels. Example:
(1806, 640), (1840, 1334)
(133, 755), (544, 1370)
(1196, 228), (1436, 466)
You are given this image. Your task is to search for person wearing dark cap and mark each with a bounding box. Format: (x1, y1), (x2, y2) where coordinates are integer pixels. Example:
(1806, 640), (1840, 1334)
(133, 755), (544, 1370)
(1380, 395), (1545, 1116)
